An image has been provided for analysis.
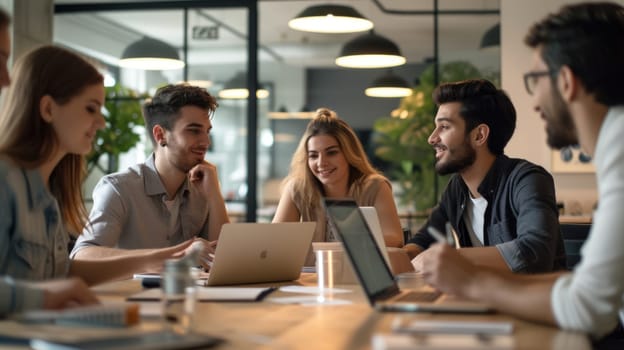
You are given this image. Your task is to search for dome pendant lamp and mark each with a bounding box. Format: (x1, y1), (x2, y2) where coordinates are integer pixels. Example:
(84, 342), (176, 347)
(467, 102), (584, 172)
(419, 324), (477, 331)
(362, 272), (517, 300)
(365, 70), (412, 98)
(288, 4), (373, 33)
(336, 31), (406, 69)
(119, 36), (185, 70)
(218, 71), (269, 99)
(480, 23), (500, 50)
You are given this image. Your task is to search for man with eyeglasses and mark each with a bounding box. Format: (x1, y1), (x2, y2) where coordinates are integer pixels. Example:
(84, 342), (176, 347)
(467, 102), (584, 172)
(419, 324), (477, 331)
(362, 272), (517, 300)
(403, 79), (565, 275)
(71, 84), (229, 272)
(419, 2), (624, 346)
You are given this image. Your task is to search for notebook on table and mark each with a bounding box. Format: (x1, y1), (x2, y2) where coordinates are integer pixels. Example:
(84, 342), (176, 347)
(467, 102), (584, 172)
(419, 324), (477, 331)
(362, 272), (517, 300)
(323, 198), (491, 314)
(205, 222), (316, 286)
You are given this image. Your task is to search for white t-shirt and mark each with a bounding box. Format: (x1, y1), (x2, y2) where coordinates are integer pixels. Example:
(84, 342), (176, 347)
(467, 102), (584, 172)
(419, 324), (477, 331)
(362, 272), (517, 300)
(551, 106), (624, 338)
(463, 195), (488, 247)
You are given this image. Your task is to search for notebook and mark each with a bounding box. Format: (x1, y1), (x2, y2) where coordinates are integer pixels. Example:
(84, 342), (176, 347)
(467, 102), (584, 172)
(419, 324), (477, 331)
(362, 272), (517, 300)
(29, 330), (222, 350)
(323, 198), (491, 313)
(205, 222), (316, 286)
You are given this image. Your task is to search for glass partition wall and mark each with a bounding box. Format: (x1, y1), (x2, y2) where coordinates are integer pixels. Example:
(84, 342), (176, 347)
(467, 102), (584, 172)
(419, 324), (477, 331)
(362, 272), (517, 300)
(55, 1), (262, 221)
(54, 0), (499, 224)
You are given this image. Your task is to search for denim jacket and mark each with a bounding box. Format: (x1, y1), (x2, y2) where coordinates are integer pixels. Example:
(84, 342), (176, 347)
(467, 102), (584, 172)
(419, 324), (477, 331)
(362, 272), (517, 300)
(0, 158), (70, 280)
(0, 276), (44, 316)
(408, 155), (566, 273)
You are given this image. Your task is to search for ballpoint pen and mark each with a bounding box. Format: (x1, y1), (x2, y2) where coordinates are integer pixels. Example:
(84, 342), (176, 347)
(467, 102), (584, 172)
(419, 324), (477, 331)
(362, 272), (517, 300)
(445, 222), (457, 247)
(427, 226), (450, 245)
(427, 224), (458, 248)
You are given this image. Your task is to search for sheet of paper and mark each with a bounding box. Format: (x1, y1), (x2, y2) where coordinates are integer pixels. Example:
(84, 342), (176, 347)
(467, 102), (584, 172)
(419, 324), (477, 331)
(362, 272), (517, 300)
(279, 285), (351, 294)
(127, 286), (273, 302)
(270, 296), (352, 306)
(372, 333), (514, 350)
(392, 319), (514, 335)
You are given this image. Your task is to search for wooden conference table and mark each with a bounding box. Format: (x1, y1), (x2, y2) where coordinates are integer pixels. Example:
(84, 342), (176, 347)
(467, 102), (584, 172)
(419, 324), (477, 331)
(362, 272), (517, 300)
(85, 273), (588, 350)
(0, 273), (590, 350)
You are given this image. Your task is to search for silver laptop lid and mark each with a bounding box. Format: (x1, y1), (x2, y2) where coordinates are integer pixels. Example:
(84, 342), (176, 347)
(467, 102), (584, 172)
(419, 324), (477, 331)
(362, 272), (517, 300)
(359, 206), (391, 266)
(323, 199), (400, 305)
(207, 222), (316, 286)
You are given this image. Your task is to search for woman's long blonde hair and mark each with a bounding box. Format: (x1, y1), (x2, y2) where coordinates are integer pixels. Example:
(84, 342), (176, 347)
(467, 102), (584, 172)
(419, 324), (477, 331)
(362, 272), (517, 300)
(0, 46), (103, 234)
(284, 108), (381, 210)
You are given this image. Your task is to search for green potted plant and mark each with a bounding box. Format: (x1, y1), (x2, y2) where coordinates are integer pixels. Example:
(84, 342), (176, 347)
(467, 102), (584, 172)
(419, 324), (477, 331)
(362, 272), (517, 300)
(87, 84), (148, 174)
(373, 61), (491, 212)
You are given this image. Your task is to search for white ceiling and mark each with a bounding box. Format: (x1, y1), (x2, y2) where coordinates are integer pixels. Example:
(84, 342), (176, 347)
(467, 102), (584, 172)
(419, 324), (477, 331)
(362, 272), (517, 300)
(54, 0), (500, 69)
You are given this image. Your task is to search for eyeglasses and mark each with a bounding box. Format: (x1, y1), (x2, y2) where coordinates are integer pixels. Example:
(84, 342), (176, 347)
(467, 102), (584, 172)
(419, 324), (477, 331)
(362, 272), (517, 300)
(523, 70), (554, 95)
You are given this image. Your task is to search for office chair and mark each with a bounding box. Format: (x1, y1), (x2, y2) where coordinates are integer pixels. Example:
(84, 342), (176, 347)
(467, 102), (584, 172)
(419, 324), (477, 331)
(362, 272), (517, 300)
(559, 223), (591, 270)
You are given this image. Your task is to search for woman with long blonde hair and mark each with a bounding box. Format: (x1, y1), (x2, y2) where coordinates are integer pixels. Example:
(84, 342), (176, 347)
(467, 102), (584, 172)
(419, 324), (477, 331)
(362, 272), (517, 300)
(273, 108), (403, 265)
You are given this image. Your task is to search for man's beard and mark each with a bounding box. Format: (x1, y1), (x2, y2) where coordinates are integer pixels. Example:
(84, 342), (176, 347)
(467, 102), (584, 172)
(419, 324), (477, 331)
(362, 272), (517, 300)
(434, 138), (477, 175)
(545, 88), (578, 149)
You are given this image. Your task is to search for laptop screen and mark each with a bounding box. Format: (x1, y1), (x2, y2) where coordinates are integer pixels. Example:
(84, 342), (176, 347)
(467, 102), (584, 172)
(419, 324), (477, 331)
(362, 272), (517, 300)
(323, 199), (398, 303)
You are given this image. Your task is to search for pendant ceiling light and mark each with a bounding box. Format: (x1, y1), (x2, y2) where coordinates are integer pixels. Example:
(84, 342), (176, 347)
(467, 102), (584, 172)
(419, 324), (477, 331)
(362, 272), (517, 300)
(218, 71), (269, 99)
(365, 70), (412, 98)
(267, 105), (316, 119)
(480, 23), (500, 50)
(119, 36), (185, 70)
(288, 4), (373, 33)
(336, 31), (406, 69)
(184, 71), (213, 89)
(185, 79), (213, 89)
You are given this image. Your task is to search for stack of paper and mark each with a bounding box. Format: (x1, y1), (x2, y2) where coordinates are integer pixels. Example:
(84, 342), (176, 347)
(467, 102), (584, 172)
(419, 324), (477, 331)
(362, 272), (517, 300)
(372, 319), (514, 350)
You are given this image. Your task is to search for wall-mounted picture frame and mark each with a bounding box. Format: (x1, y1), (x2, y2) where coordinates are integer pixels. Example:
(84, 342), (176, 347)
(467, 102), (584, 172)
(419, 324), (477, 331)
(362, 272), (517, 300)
(551, 146), (594, 173)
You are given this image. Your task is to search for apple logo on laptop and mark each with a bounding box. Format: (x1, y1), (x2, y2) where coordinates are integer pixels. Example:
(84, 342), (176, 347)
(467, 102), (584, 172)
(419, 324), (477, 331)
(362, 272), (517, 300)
(260, 249), (268, 259)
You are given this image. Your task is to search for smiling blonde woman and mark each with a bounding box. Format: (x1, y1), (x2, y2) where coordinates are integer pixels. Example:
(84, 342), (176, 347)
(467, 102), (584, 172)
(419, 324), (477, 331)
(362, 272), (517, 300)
(273, 108), (404, 266)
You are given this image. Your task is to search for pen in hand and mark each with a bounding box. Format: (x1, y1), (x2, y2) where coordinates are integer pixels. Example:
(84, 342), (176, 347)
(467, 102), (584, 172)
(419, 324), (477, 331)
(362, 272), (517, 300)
(427, 226), (450, 245)
(445, 222), (457, 247)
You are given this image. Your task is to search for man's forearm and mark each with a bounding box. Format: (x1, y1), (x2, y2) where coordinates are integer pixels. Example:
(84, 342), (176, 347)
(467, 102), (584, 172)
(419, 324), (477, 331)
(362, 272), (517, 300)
(70, 253), (159, 285)
(466, 269), (563, 326)
(73, 246), (153, 259)
(70, 241), (194, 285)
(457, 246), (510, 272)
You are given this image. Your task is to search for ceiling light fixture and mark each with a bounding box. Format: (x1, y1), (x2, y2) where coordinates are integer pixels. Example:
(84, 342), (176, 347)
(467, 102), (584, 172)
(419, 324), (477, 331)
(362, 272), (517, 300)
(336, 31), (406, 69)
(218, 71), (269, 99)
(119, 36), (185, 70)
(365, 70), (412, 98)
(480, 23), (500, 50)
(288, 4), (373, 33)
(185, 79), (213, 89)
(182, 72), (213, 89)
(267, 105), (316, 119)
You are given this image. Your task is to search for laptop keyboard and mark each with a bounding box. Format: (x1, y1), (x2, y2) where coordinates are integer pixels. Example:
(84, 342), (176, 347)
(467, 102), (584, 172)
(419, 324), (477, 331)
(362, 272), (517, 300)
(395, 290), (442, 303)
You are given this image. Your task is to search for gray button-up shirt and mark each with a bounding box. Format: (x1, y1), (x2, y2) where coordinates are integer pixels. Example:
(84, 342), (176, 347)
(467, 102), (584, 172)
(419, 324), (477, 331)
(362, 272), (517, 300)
(71, 154), (213, 256)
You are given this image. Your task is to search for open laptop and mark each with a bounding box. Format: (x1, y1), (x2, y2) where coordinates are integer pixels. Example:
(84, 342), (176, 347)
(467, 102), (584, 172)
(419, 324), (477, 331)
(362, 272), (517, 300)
(205, 222), (316, 286)
(359, 206), (391, 266)
(324, 198), (491, 313)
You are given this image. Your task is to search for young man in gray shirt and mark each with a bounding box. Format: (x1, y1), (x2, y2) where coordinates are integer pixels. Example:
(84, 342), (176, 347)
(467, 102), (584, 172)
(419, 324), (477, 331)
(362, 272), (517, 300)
(71, 84), (229, 269)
